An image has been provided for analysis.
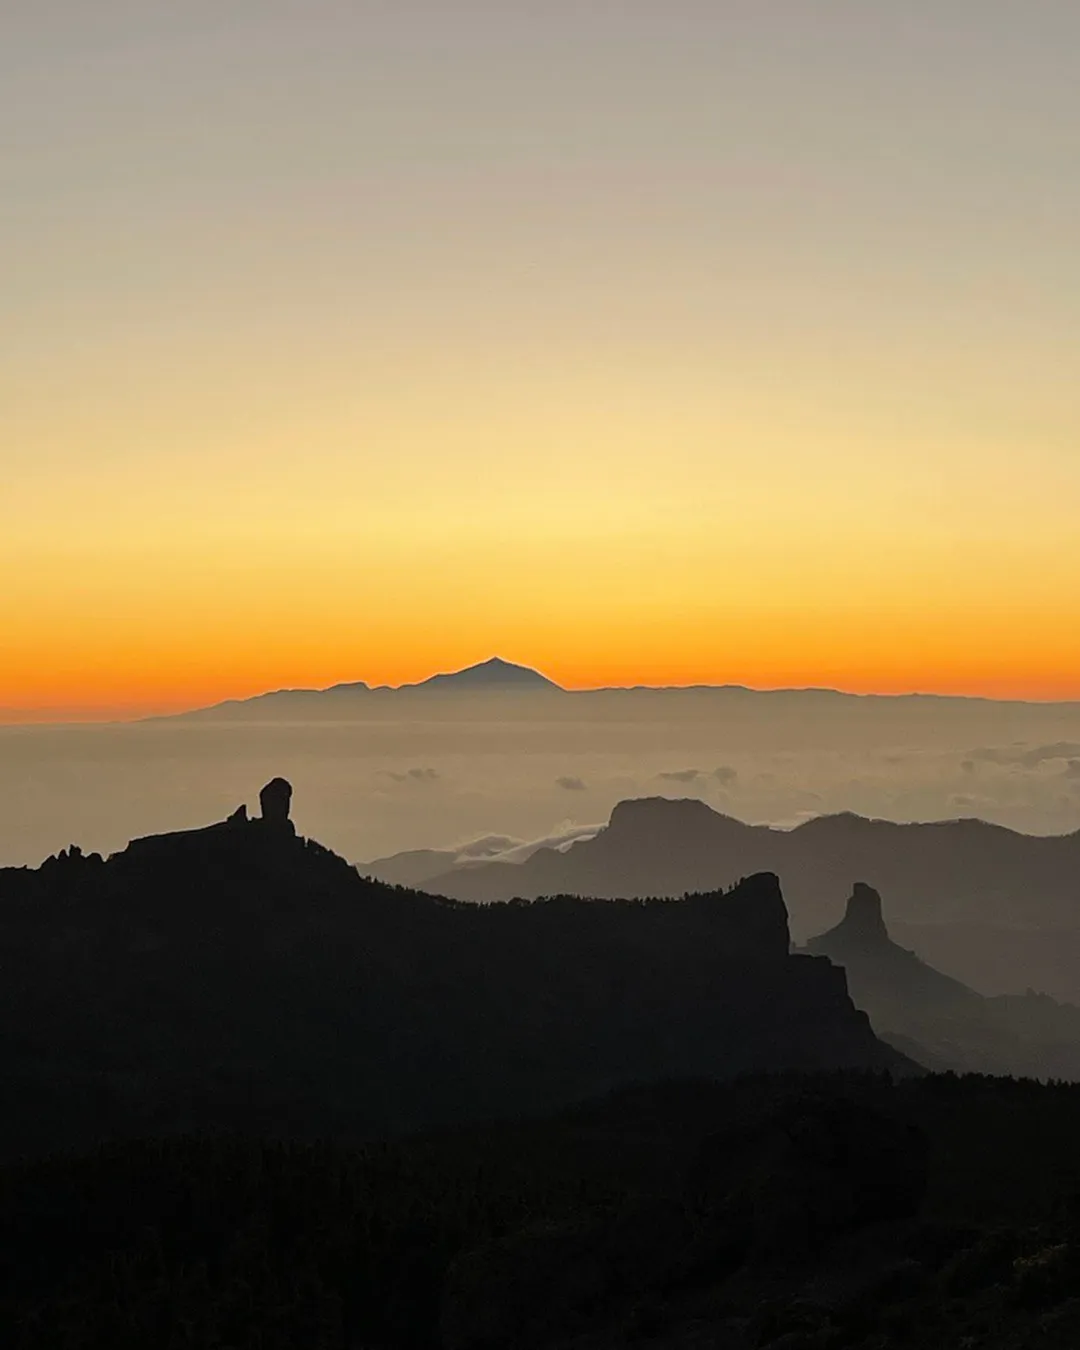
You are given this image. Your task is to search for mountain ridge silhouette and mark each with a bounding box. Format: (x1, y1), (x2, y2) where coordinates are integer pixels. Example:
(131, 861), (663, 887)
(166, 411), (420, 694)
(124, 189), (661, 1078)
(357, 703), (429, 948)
(152, 657), (562, 718)
(0, 779), (909, 1159)
(147, 662), (1080, 721)
(376, 796), (1080, 1000)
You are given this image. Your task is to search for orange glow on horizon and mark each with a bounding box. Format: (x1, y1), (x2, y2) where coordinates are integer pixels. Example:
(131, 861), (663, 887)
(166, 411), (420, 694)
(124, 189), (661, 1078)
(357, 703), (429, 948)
(6, 459), (1080, 723)
(7, 5), (1080, 726)
(6, 643), (1080, 724)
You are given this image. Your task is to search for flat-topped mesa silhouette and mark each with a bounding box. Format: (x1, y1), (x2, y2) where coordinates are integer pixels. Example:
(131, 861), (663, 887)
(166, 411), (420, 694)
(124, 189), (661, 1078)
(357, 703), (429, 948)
(606, 795), (729, 834)
(680, 871), (793, 960)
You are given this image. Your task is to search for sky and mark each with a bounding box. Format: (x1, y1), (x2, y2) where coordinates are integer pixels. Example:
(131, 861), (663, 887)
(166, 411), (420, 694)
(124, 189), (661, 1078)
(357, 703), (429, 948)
(4, 1), (1080, 719)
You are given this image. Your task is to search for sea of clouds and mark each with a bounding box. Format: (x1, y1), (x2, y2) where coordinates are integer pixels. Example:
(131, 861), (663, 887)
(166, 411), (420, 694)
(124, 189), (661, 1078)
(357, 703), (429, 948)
(4, 706), (1080, 869)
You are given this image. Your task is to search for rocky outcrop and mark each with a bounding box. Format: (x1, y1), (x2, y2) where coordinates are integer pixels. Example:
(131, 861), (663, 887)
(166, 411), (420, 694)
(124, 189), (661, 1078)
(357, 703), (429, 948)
(258, 777), (293, 828)
(809, 885), (987, 1013)
(0, 787), (910, 1159)
(808, 885), (1080, 1081)
(683, 873), (792, 959)
(831, 881), (890, 944)
(119, 779), (296, 863)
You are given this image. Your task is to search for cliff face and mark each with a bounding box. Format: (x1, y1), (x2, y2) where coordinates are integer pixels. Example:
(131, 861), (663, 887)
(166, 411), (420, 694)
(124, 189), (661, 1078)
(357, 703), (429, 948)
(417, 796), (1080, 947)
(420, 796), (777, 907)
(0, 784), (907, 1159)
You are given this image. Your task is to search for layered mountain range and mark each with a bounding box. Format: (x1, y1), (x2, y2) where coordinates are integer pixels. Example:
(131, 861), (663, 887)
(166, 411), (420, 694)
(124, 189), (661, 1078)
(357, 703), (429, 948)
(0, 781), (905, 1160)
(370, 796), (1080, 1001)
(7, 785), (1080, 1346)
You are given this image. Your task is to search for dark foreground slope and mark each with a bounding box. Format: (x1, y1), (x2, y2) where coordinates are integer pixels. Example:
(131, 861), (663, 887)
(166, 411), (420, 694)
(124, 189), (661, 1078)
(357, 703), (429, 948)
(5, 1073), (1080, 1349)
(808, 884), (1080, 1080)
(0, 783), (902, 1159)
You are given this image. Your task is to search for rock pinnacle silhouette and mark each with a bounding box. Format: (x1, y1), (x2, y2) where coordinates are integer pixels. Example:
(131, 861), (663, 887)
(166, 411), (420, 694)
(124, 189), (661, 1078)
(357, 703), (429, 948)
(259, 777), (293, 828)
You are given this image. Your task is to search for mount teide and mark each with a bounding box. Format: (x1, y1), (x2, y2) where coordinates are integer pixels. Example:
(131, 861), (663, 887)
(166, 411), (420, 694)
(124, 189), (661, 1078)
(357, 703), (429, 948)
(159, 659), (1080, 741)
(161, 658), (562, 719)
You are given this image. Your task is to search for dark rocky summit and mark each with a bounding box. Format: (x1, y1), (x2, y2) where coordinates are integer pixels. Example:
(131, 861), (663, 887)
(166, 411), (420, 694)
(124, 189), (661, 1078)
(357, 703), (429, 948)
(258, 774), (293, 828)
(11, 791), (1080, 1350)
(0, 783), (908, 1159)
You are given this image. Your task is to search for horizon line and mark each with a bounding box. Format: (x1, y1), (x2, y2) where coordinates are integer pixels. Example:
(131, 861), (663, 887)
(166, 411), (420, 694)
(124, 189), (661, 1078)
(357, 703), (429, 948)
(6, 654), (1080, 727)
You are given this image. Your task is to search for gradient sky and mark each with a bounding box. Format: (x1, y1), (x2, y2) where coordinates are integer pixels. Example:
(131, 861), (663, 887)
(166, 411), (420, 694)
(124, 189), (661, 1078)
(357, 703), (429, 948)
(5, 1), (1080, 718)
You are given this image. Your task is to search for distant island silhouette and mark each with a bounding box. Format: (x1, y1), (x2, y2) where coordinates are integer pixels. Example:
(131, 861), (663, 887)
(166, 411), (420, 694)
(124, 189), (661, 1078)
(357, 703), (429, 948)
(152, 656), (1080, 721)
(160, 657), (563, 718)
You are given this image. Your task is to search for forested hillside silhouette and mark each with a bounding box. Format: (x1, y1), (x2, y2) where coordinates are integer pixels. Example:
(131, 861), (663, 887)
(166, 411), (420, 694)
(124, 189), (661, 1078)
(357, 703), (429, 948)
(0, 781), (903, 1160)
(5, 1073), (1080, 1348)
(8, 783), (1080, 1346)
